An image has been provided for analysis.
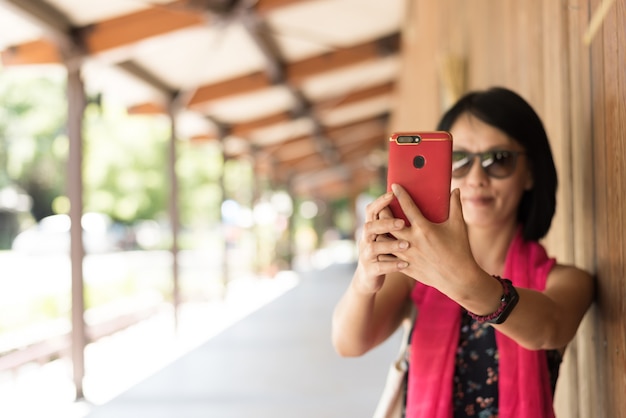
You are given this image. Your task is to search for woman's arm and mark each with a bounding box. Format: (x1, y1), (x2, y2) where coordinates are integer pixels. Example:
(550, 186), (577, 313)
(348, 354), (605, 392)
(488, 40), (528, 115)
(332, 270), (413, 357)
(331, 191), (414, 357)
(443, 264), (594, 351)
(387, 183), (595, 351)
(492, 265), (594, 350)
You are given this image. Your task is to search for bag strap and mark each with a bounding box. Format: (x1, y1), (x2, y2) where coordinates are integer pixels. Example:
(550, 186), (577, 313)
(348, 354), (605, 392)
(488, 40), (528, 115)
(395, 305), (416, 371)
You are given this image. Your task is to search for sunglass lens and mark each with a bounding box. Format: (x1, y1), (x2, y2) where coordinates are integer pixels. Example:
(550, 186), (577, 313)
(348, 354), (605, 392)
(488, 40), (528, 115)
(452, 152), (473, 177)
(483, 151), (516, 178)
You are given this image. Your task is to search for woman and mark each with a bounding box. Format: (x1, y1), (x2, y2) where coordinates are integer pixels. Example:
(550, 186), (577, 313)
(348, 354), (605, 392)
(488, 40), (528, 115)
(332, 87), (594, 417)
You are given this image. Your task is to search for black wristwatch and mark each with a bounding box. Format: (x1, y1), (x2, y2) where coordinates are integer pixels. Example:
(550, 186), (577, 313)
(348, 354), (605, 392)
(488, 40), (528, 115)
(467, 276), (520, 324)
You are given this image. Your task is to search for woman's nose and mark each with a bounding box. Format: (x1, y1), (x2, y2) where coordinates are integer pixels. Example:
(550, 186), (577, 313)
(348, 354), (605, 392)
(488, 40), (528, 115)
(465, 156), (489, 186)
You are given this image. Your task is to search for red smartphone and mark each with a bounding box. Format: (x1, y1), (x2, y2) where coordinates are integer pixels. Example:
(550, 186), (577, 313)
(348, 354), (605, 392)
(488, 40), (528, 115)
(386, 131), (453, 224)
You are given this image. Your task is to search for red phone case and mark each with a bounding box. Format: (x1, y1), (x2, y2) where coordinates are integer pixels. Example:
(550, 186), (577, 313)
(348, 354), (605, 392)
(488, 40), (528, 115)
(387, 131), (452, 224)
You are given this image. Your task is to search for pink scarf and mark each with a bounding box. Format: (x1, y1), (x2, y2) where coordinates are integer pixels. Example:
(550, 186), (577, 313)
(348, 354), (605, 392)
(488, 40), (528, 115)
(405, 228), (556, 417)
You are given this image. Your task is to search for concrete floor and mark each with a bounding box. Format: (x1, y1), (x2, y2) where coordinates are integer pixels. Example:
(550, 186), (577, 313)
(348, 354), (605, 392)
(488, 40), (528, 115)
(84, 262), (403, 418)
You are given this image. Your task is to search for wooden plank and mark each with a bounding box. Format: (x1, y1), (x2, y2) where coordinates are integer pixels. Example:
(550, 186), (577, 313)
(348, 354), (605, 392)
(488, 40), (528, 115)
(465, 0), (492, 89)
(564, 1), (598, 417)
(390, 0), (442, 130)
(601, 1), (626, 415)
(540, 0), (574, 263)
(588, 0), (612, 416)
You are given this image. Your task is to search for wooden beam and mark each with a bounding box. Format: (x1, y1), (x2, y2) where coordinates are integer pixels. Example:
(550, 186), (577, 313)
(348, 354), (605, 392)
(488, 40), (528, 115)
(240, 8), (285, 83)
(276, 152), (331, 173)
(263, 133), (309, 154)
(187, 36), (399, 109)
(1, 0), (316, 64)
(229, 112), (293, 137)
(127, 102), (168, 115)
(315, 81), (395, 112)
(187, 72), (273, 109)
(78, 3), (205, 55)
(140, 79), (393, 137)
(286, 34), (400, 84)
(261, 115), (387, 157)
(254, 0), (314, 14)
(325, 118), (388, 146)
(339, 139), (382, 161)
(288, 159), (379, 198)
(271, 137), (319, 162)
(1, 38), (61, 65)
(227, 87), (391, 140)
(117, 60), (175, 97)
(0, 0), (73, 50)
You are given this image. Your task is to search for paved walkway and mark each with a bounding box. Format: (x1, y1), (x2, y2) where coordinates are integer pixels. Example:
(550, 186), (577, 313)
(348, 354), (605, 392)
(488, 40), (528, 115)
(84, 262), (403, 418)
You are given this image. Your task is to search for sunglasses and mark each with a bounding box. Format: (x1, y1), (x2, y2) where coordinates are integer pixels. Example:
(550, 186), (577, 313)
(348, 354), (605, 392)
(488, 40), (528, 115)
(452, 150), (526, 179)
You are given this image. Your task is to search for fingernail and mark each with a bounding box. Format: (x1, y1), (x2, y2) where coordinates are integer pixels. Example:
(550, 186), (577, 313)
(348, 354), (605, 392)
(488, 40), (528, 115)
(398, 261), (408, 269)
(393, 219), (404, 228)
(398, 240), (408, 249)
(391, 183), (399, 194)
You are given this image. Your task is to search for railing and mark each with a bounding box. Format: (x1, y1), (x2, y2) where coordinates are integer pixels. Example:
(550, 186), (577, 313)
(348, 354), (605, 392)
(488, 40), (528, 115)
(0, 297), (165, 372)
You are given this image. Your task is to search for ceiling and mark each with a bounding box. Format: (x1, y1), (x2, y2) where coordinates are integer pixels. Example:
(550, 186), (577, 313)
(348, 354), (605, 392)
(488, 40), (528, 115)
(0, 0), (407, 199)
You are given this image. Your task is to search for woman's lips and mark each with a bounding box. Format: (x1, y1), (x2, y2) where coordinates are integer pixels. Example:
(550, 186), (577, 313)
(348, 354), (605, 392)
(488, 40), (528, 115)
(464, 196), (494, 206)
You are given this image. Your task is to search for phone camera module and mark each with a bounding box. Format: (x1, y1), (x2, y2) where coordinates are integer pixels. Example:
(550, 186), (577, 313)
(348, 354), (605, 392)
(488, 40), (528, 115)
(397, 135), (421, 144)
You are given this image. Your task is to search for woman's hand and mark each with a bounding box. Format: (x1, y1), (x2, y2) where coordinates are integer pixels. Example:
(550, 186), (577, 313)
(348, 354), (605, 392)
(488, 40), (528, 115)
(387, 184), (480, 297)
(354, 191), (411, 294)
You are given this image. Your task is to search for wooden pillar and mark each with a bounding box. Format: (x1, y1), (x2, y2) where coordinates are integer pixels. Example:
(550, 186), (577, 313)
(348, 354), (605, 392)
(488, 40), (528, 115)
(66, 63), (86, 400)
(166, 104), (180, 330)
(220, 154), (229, 290)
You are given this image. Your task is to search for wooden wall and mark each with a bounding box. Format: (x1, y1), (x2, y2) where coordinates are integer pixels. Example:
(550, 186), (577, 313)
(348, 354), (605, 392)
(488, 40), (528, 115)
(391, 0), (626, 416)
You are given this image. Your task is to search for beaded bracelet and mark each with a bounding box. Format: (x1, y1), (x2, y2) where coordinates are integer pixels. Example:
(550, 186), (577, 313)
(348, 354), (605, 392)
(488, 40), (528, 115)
(467, 275), (519, 324)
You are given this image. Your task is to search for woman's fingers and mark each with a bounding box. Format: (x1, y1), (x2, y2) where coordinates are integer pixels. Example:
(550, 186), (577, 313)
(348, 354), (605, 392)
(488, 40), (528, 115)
(363, 217), (405, 238)
(364, 237), (409, 259)
(364, 191), (395, 222)
(390, 183), (424, 226)
(378, 205), (395, 220)
(449, 188), (463, 223)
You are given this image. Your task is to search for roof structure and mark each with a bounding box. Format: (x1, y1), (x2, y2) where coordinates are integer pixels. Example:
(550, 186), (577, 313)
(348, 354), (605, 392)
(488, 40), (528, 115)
(0, 0), (405, 199)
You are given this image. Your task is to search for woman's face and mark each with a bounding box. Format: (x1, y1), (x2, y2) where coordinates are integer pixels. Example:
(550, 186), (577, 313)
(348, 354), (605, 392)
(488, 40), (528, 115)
(449, 113), (533, 230)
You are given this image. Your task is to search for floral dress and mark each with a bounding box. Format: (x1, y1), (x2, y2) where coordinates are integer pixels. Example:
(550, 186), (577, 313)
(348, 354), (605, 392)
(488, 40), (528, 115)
(452, 313), (562, 418)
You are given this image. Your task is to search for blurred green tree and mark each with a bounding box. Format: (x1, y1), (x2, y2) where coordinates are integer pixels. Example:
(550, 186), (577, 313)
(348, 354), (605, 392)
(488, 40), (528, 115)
(0, 71), (67, 221)
(0, 71), (228, 244)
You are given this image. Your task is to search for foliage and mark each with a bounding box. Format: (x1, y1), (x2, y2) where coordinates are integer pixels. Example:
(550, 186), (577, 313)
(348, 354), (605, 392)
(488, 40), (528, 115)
(82, 105), (170, 223)
(0, 70), (67, 220)
(0, 70), (231, 232)
(176, 140), (225, 226)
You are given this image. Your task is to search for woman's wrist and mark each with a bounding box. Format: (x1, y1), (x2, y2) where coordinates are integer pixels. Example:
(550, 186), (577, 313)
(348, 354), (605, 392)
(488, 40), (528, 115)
(466, 276), (520, 324)
(351, 265), (383, 296)
(450, 267), (504, 316)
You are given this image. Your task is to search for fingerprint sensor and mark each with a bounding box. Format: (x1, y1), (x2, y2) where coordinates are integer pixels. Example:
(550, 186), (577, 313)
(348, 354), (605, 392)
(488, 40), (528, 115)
(413, 155), (425, 168)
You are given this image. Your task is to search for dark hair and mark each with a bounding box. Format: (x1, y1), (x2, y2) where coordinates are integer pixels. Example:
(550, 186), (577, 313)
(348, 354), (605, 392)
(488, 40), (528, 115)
(436, 87), (557, 241)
